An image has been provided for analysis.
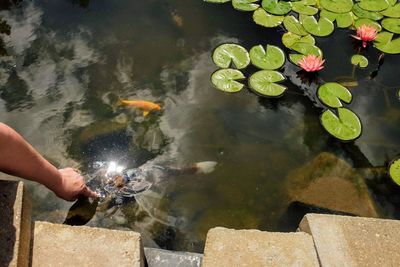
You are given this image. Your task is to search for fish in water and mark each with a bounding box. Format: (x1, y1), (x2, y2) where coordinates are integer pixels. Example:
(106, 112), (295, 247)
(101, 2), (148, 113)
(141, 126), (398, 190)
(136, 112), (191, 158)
(64, 160), (217, 223)
(118, 99), (161, 116)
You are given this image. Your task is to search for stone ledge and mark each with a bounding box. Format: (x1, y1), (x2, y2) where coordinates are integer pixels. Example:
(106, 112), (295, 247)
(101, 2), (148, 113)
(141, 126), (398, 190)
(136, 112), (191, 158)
(144, 247), (203, 267)
(0, 179), (32, 267)
(202, 227), (319, 267)
(299, 213), (400, 267)
(31, 221), (144, 267)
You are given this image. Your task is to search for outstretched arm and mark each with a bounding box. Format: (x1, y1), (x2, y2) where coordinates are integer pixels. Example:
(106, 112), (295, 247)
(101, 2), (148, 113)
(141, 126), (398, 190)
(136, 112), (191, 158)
(0, 123), (97, 201)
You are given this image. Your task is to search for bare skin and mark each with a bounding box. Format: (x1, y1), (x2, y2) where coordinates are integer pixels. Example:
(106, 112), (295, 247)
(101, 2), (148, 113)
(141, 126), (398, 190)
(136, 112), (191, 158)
(0, 123), (98, 201)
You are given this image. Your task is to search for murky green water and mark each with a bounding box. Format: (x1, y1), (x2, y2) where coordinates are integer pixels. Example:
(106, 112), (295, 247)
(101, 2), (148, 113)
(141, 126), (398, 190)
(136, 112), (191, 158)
(1, 0), (400, 252)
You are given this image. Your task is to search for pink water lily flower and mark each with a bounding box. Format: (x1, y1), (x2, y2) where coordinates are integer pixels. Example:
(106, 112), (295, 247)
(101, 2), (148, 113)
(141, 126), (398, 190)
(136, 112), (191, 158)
(298, 54), (325, 72)
(352, 25), (377, 48)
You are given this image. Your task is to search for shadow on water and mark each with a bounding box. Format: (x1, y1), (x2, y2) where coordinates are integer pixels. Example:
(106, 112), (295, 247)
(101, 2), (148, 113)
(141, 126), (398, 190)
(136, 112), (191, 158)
(64, 196), (98, 226)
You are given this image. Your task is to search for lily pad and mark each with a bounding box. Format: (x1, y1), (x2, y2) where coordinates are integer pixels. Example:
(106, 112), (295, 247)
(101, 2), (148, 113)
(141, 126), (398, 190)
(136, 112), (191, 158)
(281, 32), (315, 48)
(320, 10), (354, 28)
(354, 18), (382, 31)
(249, 45), (285, 70)
(232, 0), (260, 11)
(320, 0), (354, 13)
(253, 8), (284, 27)
(380, 3), (400, 18)
(283, 15), (308, 36)
(374, 31), (400, 54)
(289, 54), (306, 65)
(248, 70), (287, 97)
(357, 0), (389, 11)
(318, 82), (352, 108)
(290, 42), (323, 56)
(204, 0), (231, 3)
(301, 15), (335, 36)
(351, 55), (369, 67)
(262, 0), (292, 15)
(382, 18), (400, 34)
(292, 1), (319, 15)
(211, 69), (245, 92)
(389, 159), (400, 186)
(352, 4), (383, 20)
(320, 108), (362, 141)
(213, 43), (250, 69)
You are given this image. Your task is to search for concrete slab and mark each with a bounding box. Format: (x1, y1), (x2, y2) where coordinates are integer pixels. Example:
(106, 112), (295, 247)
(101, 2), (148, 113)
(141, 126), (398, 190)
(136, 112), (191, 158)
(31, 221), (144, 267)
(299, 213), (400, 267)
(144, 247), (202, 267)
(0, 180), (32, 267)
(202, 227), (319, 267)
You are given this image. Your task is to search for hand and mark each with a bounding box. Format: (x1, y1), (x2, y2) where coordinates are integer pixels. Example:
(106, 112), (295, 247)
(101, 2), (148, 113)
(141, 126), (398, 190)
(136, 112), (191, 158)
(53, 168), (98, 201)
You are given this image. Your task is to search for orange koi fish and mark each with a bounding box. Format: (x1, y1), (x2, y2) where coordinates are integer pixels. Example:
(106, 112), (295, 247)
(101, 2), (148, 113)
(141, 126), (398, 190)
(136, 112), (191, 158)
(118, 99), (161, 116)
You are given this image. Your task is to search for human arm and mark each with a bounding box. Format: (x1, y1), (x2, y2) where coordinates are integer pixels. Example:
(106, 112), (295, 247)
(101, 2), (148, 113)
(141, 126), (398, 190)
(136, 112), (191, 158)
(0, 123), (97, 201)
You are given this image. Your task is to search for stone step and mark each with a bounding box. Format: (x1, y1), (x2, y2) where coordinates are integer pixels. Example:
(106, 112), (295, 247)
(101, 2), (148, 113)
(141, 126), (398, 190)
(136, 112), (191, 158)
(0, 179), (32, 267)
(144, 247), (203, 267)
(202, 227), (319, 267)
(31, 221), (145, 267)
(299, 213), (400, 267)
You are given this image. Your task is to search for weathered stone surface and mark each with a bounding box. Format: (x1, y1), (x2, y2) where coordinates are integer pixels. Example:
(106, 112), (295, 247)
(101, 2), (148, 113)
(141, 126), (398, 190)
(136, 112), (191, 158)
(300, 213), (400, 267)
(31, 221), (144, 267)
(202, 227), (319, 267)
(0, 179), (32, 267)
(287, 152), (378, 217)
(144, 247), (202, 267)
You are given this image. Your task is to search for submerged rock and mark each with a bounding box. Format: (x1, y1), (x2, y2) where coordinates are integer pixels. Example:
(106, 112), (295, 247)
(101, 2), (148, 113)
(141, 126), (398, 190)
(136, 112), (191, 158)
(286, 152), (379, 217)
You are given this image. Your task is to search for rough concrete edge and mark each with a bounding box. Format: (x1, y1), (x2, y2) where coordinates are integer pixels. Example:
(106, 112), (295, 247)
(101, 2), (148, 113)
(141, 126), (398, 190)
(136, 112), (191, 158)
(32, 221), (146, 267)
(298, 214), (323, 267)
(13, 181), (32, 267)
(139, 235), (145, 267)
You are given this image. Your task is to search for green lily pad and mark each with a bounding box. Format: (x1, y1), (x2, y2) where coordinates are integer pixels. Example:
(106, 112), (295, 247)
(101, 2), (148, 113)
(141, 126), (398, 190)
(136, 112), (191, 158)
(320, 108), (362, 141)
(249, 45), (285, 70)
(374, 31), (400, 54)
(380, 3), (400, 18)
(290, 42), (323, 56)
(354, 18), (382, 31)
(351, 55), (369, 68)
(301, 15), (335, 36)
(204, 0), (231, 3)
(317, 82), (352, 108)
(253, 8), (284, 27)
(352, 4), (383, 20)
(283, 15), (308, 35)
(320, 10), (355, 28)
(289, 54), (306, 65)
(374, 31), (393, 44)
(320, 0), (354, 13)
(281, 32), (315, 48)
(389, 159), (400, 186)
(211, 69), (245, 92)
(292, 1), (319, 15)
(262, 0), (292, 15)
(248, 70), (287, 97)
(357, 0), (389, 11)
(213, 43), (250, 69)
(382, 18), (400, 34)
(232, 0), (260, 11)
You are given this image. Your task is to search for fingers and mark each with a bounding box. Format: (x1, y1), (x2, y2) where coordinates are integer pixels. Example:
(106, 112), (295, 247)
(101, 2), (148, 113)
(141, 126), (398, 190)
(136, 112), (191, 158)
(81, 186), (99, 199)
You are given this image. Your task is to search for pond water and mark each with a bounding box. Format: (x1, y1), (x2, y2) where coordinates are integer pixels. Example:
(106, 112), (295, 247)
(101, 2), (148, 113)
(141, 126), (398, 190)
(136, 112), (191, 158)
(0, 0), (400, 252)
